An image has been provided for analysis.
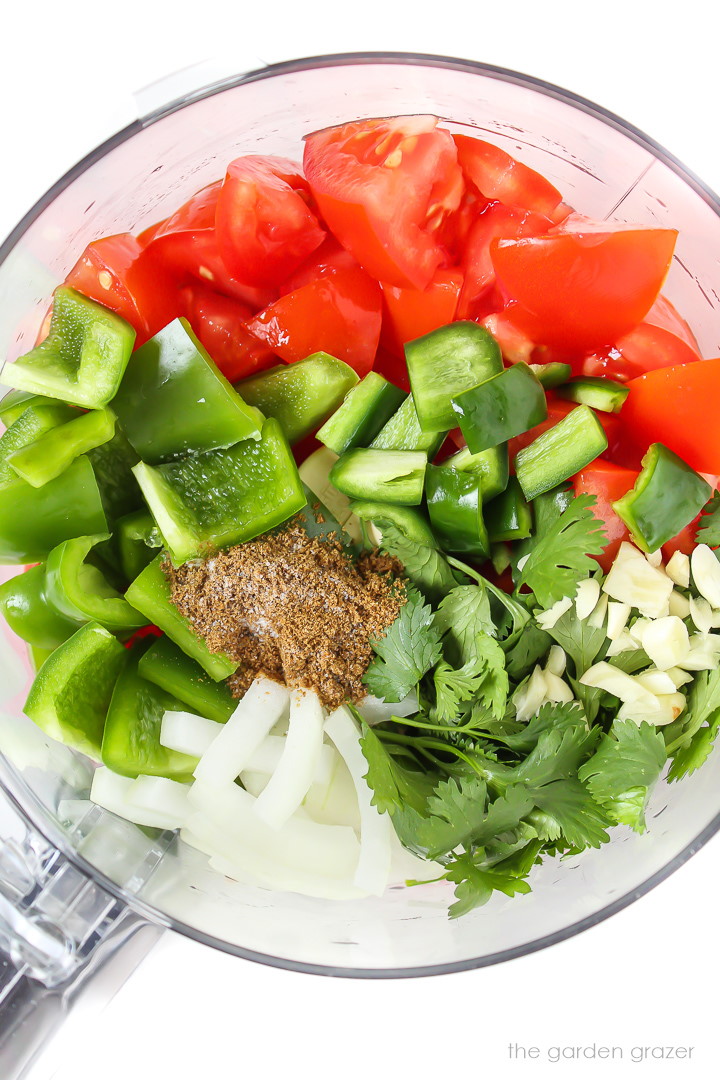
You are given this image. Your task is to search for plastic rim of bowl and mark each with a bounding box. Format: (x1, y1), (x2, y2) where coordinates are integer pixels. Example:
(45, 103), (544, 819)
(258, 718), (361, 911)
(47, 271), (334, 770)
(1, 51), (719, 979)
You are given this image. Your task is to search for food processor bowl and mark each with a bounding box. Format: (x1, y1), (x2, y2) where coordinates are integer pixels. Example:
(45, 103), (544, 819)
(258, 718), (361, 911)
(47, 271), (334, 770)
(1, 51), (719, 1077)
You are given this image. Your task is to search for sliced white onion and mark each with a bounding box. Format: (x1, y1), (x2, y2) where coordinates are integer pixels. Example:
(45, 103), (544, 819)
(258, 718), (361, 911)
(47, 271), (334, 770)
(356, 690), (419, 725)
(208, 853), (368, 901)
(302, 756), (361, 829)
(193, 678), (290, 786)
(127, 775), (191, 825)
(636, 616), (690, 671)
(603, 542), (673, 618)
(90, 767), (185, 831)
(545, 645), (567, 677)
(575, 577), (601, 620)
(691, 544), (720, 609)
(324, 705), (392, 896)
(253, 688), (325, 829)
(161, 710), (223, 758)
(247, 734), (335, 787)
(666, 550), (691, 589)
(536, 596), (573, 630)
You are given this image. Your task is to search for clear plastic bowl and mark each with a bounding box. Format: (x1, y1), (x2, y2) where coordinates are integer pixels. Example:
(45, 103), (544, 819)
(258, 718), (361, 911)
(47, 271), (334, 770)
(1, 54), (719, 999)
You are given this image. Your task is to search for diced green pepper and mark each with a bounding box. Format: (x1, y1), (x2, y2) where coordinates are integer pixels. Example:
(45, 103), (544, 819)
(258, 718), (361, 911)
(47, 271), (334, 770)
(451, 362), (547, 454)
(29, 644), (56, 672)
(316, 371), (407, 455)
(0, 456), (108, 565)
(556, 375), (629, 413)
(8, 407), (116, 488)
(87, 427), (143, 523)
(612, 443), (712, 553)
(138, 635), (236, 724)
(515, 404), (608, 501)
(0, 403), (77, 487)
(441, 443), (510, 503)
(102, 645), (198, 781)
(0, 390), (65, 428)
(24, 622), (126, 759)
(369, 394), (447, 457)
(133, 418), (306, 565)
(235, 353), (358, 444)
(350, 500), (438, 547)
(485, 478), (533, 542)
(425, 462), (490, 560)
(45, 534), (147, 631)
(115, 509), (159, 582)
(330, 448), (427, 505)
(112, 318), (263, 463)
(0, 564), (80, 650)
(125, 555), (236, 681)
(529, 362), (572, 389)
(406, 321), (502, 432)
(0, 287), (135, 408)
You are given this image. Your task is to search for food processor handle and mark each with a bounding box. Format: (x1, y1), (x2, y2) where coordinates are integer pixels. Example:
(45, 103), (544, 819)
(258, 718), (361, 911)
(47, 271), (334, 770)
(0, 783), (162, 1079)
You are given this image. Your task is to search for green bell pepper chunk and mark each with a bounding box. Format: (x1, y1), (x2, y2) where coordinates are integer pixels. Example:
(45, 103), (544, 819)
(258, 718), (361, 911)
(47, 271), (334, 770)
(113, 318), (263, 463)
(8, 407), (116, 487)
(0, 403), (77, 487)
(369, 394), (447, 457)
(138, 635), (236, 724)
(29, 644), (56, 672)
(87, 426), (143, 524)
(0, 564), (80, 649)
(316, 371), (407, 455)
(613, 443), (712, 553)
(515, 404), (608, 501)
(0, 456), (108, 564)
(0, 390), (62, 428)
(0, 287), (135, 408)
(329, 448), (427, 505)
(425, 462), (490, 560)
(451, 362), (547, 454)
(101, 645), (198, 781)
(441, 443), (510, 503)
(485, 478), (533, 542)
(24, 622), (126, 759)
(235, 353), (359, 444)
(133, 418), (306, 565)
(125, 555), (236, 681)
(115, 509), (159, 582)
(45, 534), (147, 631)
(350, 500), (437, 548)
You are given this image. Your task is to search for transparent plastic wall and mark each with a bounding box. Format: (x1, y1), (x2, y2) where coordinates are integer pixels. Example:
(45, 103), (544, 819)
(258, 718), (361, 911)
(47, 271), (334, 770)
(1, 58), (719, 976)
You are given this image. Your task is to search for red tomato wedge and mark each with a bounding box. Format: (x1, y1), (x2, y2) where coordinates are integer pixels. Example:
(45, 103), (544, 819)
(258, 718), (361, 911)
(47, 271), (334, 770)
(645, 293), (700, 351)
(216, 156), (325, 287)
(246, 266), (382, 375)
(582, 321), (701, 381)
(620, 358), (720, 473)
(180, 285), (277, 382)
(281, 236), (360, 292)
(481, 310), (535, 365)
(303, 115), (463, 290)
(507, 395), (621, 464)
(453, 134), (565, 221)
(65, 233), (179, 344)
(381, 268), (462, 348)
(457, 201), (553, 319)
(573, 460), (639, 571)
(491, 216), (678, 351)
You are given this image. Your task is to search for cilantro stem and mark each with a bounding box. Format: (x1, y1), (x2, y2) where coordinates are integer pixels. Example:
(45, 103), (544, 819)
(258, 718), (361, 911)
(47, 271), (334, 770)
(376, 729), (486, 775)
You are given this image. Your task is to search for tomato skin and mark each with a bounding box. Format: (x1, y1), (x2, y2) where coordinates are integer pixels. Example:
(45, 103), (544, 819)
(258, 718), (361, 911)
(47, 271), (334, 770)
(582, 321), (701, 381)
(64, 233), (179, 345)
(453, 134), (565, 220)
(620, 358), (720, 474)
(303, 115), (463, 290)
(281, 236), (360, 292)
(491, 218), (678, 351)
(246, 266), (382, 375)
(180, 285), (277, 382)
(481, 310), (535, 365)
(457, 201), (553, 319)
(381, 268), (462, 348)
(506, 394), (621, 465)
(645, 293), (700, 351)
(215, 156), (325, 287)
(573, 459), (639, 571)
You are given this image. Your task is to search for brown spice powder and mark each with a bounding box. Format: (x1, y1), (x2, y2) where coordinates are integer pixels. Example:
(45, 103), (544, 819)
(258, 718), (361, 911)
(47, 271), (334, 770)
(165, 521), (406, 709)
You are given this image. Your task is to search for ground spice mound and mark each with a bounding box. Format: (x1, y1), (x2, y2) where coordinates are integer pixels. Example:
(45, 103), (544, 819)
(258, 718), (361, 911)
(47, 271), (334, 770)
(165, 522), (406, 709)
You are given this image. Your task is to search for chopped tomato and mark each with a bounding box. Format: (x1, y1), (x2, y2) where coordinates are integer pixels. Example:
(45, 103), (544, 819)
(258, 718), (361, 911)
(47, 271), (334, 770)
(481, 310), (535, 365)
(303, 115), (463, 290)
(180, 285), (277, 382)
(662, 517), (701, 561)
(491, 216), (678, 350)
(582, 321), (701, 381)
(457, 201), (553, 319)
(645, 293), (700, 351)
(453, 134), (565, 221)
(381, 268), (462, 348)
(507, 394), (621, 464)
(281, 236), (360, 292)
(619, 358), (720, 473)
(65, 233), (179, 344)
(372, 345), (411, 393)
(573, 459), (639, 571)
(246, 266), (382, 375)
(145, 183), (275, 310)
(216, 156), (325, 287)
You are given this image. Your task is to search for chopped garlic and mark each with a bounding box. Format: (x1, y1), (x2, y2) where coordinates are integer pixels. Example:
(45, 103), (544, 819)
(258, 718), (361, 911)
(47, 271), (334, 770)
(606, 601), (631, 641)
(603, 541), (673, 618)
(691, 544), (720, 609)
(514, 666), (549, 723)
(543, 671), (574, 704)
(635, 616), (690, 671)
(575, 577), (601, 620)
(634, 668), (679, 696)
(536, 596), (573, 630)
(546, 645), (567, 677)
(680, 632), (720, 671)
(516, 553), (531, 572)
(666, 550), (690, 589)
(605, 631), (639, 657)
(579, 661), (657, 706)
(689, 596), (713, 634)
(668, 590), (692, 620)
(645, 548), (663, 568)
(587, 592), (609, 629)
(664, 666), (694, 689)
(618, 692), (686, 727)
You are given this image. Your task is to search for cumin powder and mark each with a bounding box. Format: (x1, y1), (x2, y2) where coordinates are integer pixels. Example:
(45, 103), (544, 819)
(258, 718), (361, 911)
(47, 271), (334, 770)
(165, 522), (406, 709)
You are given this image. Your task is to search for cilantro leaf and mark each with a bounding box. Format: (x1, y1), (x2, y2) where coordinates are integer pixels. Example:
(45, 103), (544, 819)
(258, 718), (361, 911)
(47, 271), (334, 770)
(518, 494), (607, 608)
(665, 667), (720, 757)
(696, 489), (720, 549)
(504, 622), (553, 682)
(377, 521), (459, 602)
(530, 779), (610, 849)
(545, 602), (608, 721)
(363, 585), (443, 702)
(502, 701), (588, 755)
(435, 584), (495, 665)
(516, 723), (601, 789)
(445, 852), (532, 918)
(668, 711), (720, 781)
(578, 719), (666, 832)
(472, 632), (510, 720)
(359, 722), (437, 815)
(433, 660), (486, 725)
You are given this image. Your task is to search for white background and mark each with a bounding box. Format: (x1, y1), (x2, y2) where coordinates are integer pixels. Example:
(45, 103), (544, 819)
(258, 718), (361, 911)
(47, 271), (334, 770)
(2, 2), (719, 1078)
